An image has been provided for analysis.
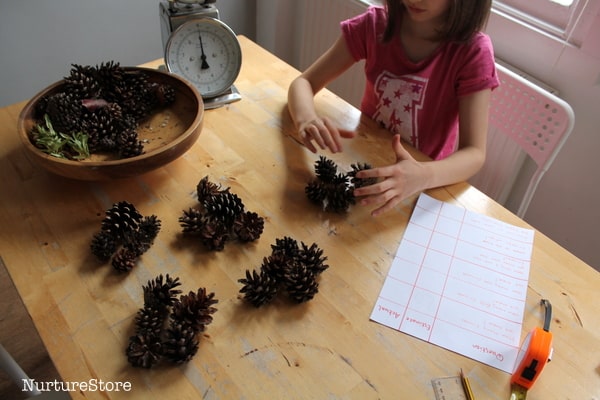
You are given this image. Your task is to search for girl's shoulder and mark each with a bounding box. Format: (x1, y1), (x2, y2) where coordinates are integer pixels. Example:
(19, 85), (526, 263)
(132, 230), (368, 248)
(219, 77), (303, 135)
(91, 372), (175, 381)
(346, 5), (388, 26)
(443, 32), (495, 61)
(464, 32), (494, 51)
(364, 5), (387, 17)
(342, 5), (389, 45)
(469, 32), (494, 49)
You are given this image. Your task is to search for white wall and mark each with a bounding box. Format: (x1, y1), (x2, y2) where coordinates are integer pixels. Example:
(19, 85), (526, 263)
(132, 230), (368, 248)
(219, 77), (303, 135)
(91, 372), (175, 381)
(0, 0), (256, 107)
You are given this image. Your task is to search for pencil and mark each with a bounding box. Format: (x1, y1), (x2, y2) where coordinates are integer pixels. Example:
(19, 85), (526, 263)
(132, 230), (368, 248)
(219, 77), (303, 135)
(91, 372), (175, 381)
(460, 369), (476, 400)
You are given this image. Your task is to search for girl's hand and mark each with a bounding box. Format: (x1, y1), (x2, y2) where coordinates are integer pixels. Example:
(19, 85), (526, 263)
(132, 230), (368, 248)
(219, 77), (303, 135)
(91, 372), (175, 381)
(298, 116), (356, 153)
(353, 135), (430, 216)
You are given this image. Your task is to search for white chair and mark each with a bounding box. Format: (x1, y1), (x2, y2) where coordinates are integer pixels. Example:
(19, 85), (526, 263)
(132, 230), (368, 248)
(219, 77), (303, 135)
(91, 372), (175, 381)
(0, 342), (42, 397)
(0, 343), (69, 399)
(469, 62), (575, 218)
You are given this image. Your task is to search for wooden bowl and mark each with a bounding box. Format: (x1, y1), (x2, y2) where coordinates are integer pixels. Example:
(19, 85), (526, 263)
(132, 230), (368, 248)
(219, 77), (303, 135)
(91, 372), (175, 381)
(17, 67), (204, 180)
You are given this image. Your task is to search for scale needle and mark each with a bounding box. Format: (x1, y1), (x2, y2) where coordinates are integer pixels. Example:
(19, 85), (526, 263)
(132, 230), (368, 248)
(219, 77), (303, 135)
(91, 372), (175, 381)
(199, 33), (210, 70)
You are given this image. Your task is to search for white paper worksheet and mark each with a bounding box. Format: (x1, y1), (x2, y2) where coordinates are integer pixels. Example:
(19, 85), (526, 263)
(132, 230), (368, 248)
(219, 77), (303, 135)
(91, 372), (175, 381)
(370, 193), (535, 373)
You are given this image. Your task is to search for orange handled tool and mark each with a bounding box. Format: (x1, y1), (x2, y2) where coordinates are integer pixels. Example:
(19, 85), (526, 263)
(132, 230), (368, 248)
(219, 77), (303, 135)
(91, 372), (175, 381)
(510, 299), (553, 399)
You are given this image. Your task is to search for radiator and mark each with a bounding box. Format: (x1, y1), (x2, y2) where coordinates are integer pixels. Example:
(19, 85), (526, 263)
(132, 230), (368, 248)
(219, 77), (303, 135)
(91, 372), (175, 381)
(295, 0), (368, 108)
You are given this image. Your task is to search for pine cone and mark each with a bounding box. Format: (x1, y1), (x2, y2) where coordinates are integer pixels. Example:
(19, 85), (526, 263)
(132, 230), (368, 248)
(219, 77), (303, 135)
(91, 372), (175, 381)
(153, 83), (176, 107)
(270, 236), (300, 259)
(196, 176), (224, 204)
(143, 274), (182, 309)
(260, 253), (290, 284)
(90, 230), (117, 262)
(81, 110), (120, 152)
(134, 304), (166, 337)
(102, 102), (124, 121)
(81, 102), (129, 153)
(179, 208), (205, 234)
(325, 183), (354, 213)
(298, 242), (329, 275)
(126, 333), (162, 368)
(238, 269), (279, 307)
(112, 248), (138, 272)
(314, 156), (338, 183)
(170, 288), (218, 332)
(203, 191), (245, 228)
(305, 179), (327, 205)
(199, 217), (229, 251)
(162, 322), (199, 364)
(349, 162), (377, 188)
(283, 263), (319, 303)
(138, 215), (161, 244)
(101, 201), (143, 241)
(117, 128), (144, 158)
(33, 61), (178, 162)
(64, 64), (101, 100)
(233, 211), (264, 242)
(118, 70), (152, 120)
(95, 61), (124, 96)
(123, 234), (151, 257)
(45, 92), (82, 134)
(34, 96), (50, 120)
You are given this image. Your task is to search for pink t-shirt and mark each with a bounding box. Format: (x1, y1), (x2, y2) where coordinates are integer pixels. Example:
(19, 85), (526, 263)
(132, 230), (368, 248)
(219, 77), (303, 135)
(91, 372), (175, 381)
(341, 7), (500, 160)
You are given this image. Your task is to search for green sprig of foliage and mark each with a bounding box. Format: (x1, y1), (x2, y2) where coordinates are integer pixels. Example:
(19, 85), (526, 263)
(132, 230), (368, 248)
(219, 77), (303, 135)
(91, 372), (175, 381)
(32, 114), (90, 160)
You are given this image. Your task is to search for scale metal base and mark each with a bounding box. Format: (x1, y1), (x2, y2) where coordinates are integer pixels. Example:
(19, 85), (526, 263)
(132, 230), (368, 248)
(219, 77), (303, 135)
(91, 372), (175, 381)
(158, 64), (241, 109)
(203, 85), (241, 109)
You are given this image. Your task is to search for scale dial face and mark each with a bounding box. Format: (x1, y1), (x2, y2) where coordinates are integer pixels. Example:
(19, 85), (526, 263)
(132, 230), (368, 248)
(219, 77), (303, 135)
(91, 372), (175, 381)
(165, 17), (241, 99)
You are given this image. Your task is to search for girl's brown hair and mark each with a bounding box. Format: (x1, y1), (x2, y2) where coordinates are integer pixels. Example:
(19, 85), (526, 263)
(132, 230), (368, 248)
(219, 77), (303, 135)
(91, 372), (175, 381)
(382, 0), (492, 43)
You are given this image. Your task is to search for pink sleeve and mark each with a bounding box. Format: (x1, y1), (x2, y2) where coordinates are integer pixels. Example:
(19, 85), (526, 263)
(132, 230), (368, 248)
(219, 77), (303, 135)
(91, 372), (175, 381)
(456, 33), (500, 97)
(340, 7), (385, 62)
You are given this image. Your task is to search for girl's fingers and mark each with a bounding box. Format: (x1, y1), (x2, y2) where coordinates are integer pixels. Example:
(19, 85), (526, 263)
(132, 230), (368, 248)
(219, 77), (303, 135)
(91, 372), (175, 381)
(371, 197), (402, 217)
(323, 118), (342, 152)
(311, 126), (327, 150)
(299, 118), (355, 154)
(359, 185), (397, 206)
(300, 129), (318, 153)
(354, 181), (386, 197)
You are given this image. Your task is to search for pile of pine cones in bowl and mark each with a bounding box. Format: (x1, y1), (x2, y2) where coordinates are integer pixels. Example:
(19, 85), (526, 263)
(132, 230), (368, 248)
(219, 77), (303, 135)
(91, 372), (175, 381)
(17, 62), (204, 180)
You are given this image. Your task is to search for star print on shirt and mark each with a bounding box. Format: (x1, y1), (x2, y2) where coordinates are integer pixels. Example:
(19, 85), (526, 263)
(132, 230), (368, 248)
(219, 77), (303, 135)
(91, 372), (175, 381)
(372, 71), (428, 149)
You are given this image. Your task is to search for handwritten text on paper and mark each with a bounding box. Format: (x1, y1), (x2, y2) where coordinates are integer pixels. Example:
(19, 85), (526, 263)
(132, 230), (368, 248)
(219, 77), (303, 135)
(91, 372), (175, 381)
(370, 194), (534, 373)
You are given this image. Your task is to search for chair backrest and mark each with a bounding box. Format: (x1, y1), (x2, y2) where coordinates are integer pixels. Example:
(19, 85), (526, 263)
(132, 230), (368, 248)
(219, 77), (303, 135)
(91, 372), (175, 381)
(469, 63), (575, 218)
(0, 342), (41, 396)
(0, 343), (71, 398)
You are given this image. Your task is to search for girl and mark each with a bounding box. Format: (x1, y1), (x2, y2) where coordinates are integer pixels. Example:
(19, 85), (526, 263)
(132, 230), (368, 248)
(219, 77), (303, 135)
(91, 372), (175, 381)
(288, 0), (499, 216)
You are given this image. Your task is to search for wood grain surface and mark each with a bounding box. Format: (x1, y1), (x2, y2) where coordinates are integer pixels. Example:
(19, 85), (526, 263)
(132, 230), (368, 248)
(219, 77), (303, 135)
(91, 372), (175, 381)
(0, 36), (598, 400)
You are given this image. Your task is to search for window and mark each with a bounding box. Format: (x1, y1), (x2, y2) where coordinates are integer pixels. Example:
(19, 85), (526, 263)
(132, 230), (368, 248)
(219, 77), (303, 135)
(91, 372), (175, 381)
(492, 0), (600, 45)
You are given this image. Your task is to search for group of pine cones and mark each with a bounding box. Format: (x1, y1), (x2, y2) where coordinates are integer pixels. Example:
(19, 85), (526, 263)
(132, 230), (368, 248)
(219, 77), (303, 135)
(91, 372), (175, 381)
(33, 61), (176, 159)
(126, 274), (218, 368)
(305, 156), (378, 213)
(238, 236), (329, 307)
(179, 176), (265, 251)
(90, 201), (161, 272)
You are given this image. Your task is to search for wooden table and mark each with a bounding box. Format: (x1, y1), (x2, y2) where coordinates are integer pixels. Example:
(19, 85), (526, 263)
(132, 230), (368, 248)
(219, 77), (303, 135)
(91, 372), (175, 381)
(1, 36), (598, 400)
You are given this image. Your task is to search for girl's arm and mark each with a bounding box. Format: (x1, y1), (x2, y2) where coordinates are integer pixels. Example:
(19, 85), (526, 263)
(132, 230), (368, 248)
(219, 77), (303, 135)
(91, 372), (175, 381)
(288, 36), (357, 153)
(354, 88), (492, 216)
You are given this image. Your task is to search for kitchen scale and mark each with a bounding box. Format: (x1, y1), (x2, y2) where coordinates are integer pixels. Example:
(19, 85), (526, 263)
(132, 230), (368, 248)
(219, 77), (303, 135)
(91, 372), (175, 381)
(159, 0), (242, 109)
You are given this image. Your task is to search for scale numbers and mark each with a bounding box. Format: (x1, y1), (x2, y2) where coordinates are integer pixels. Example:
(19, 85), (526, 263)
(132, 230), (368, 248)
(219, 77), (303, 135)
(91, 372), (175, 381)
(165, 17), (241, 98)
